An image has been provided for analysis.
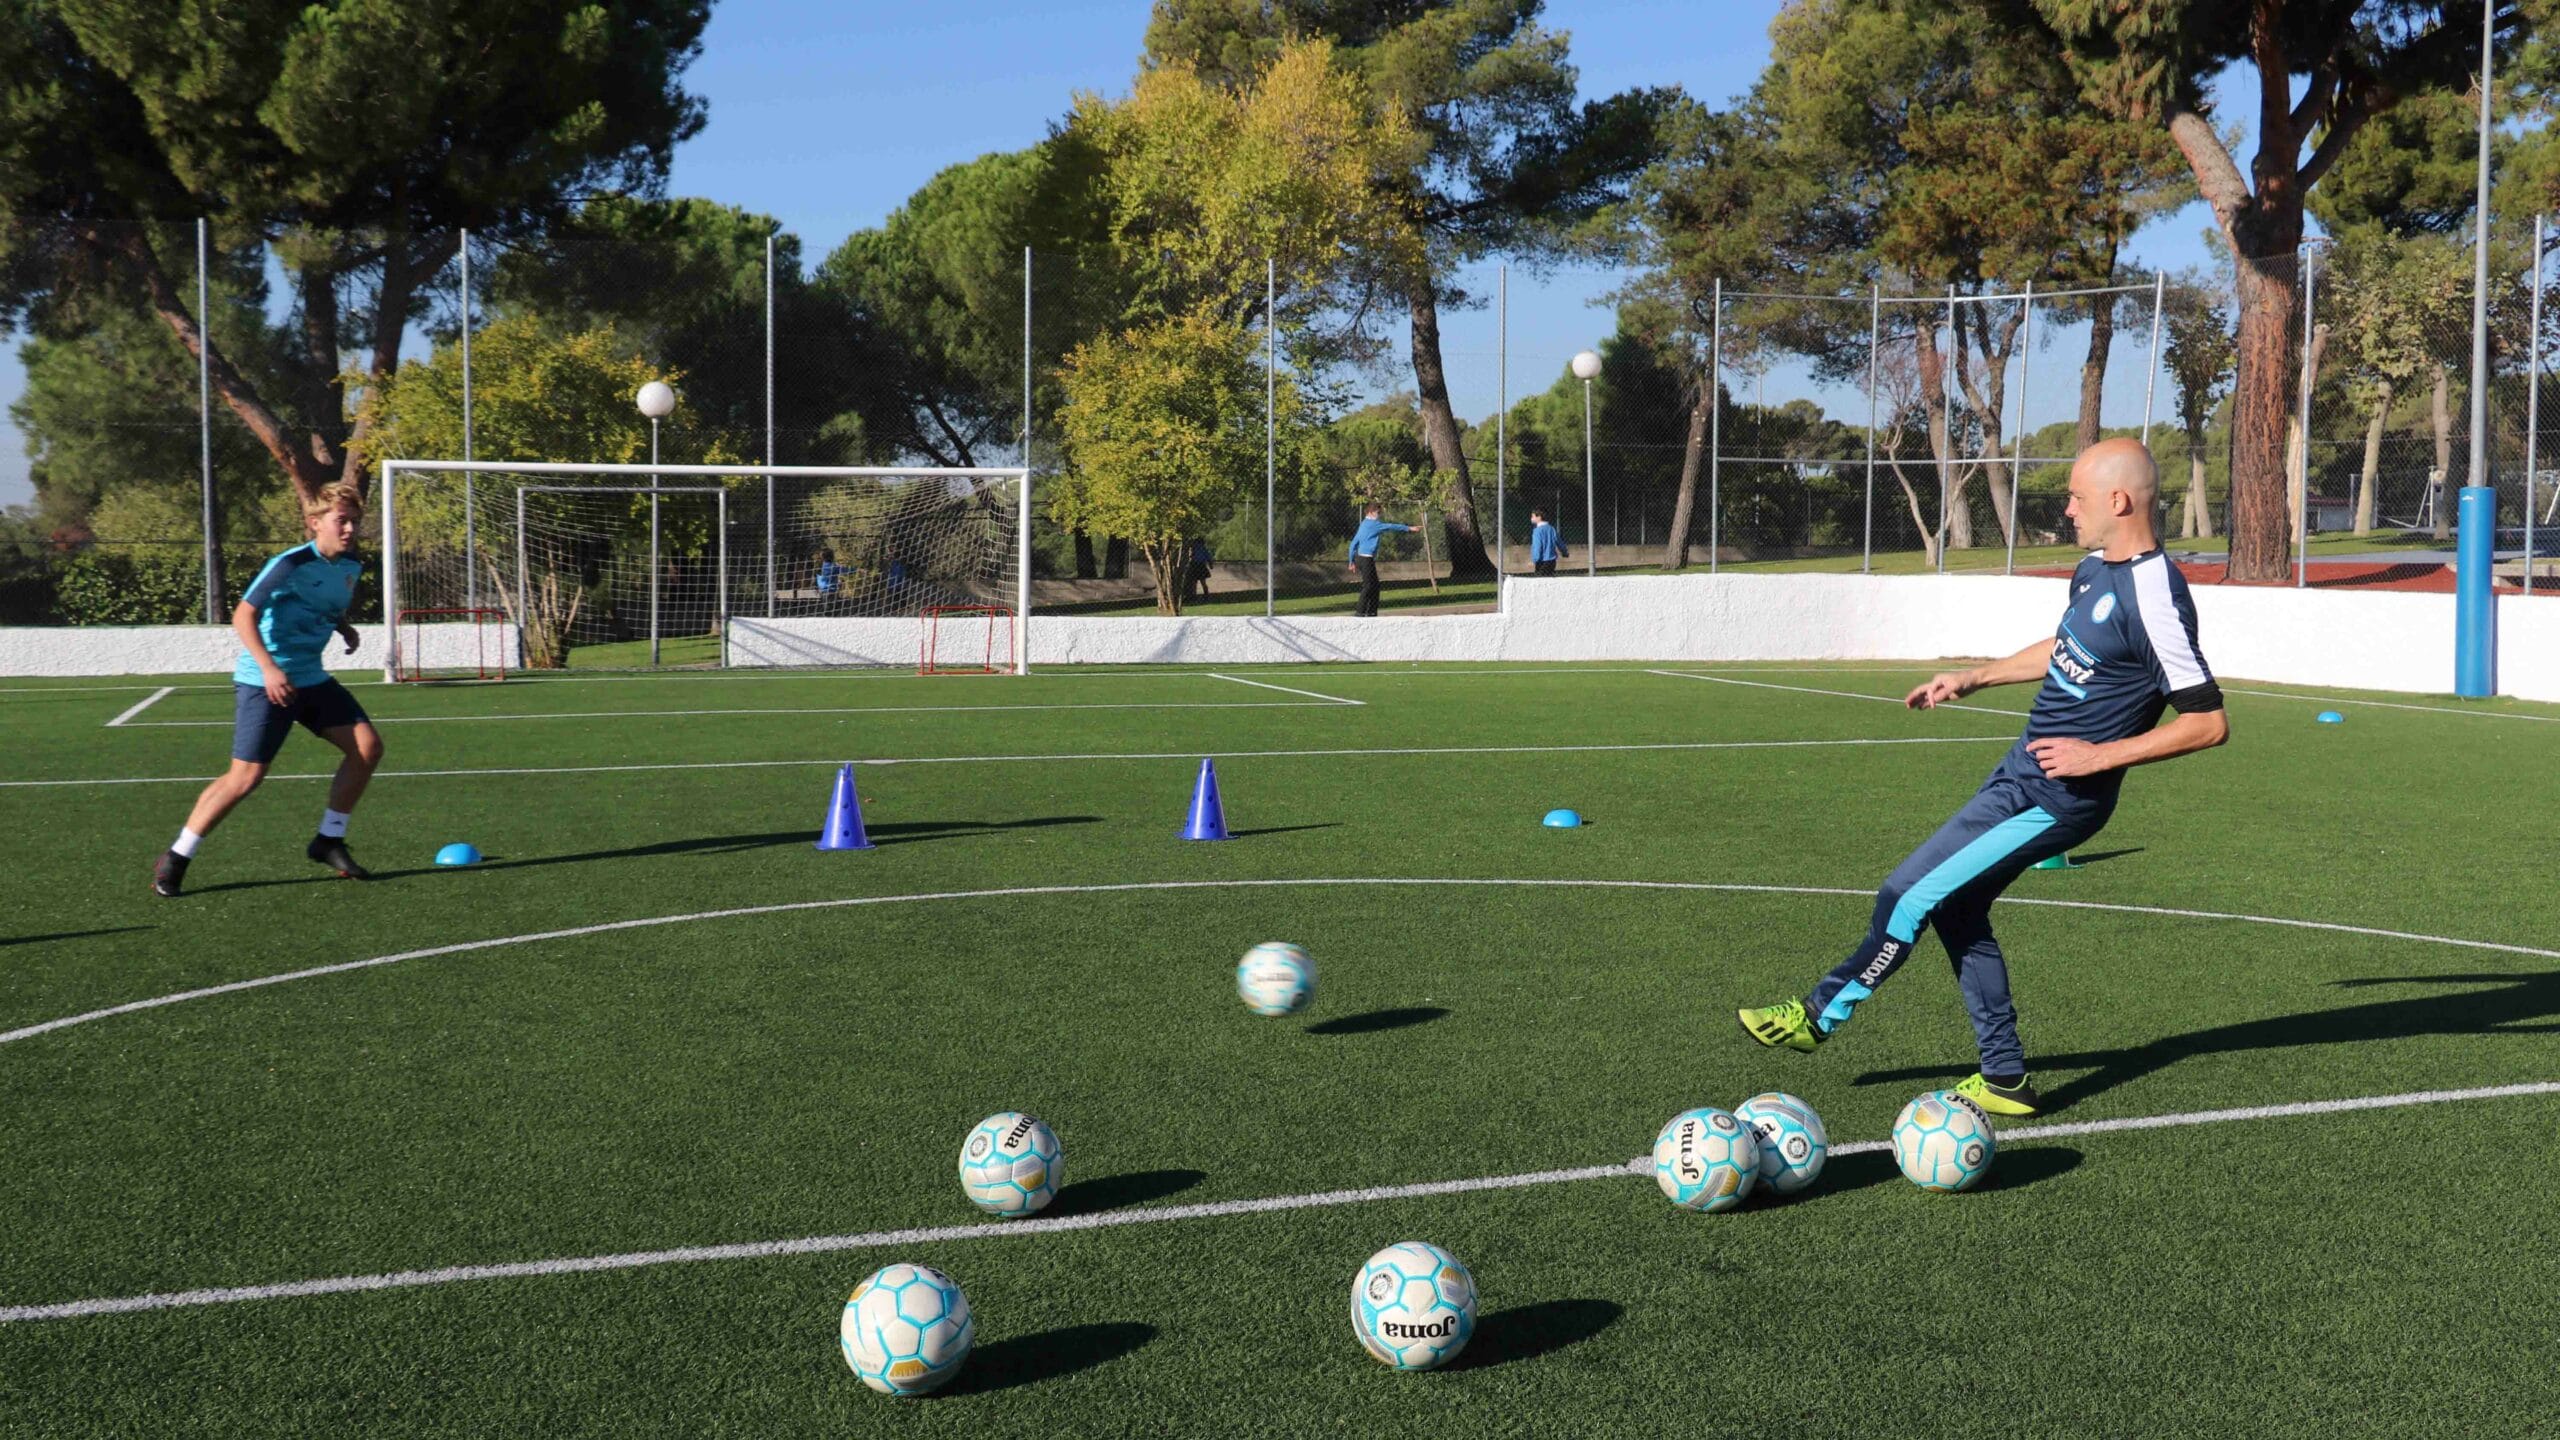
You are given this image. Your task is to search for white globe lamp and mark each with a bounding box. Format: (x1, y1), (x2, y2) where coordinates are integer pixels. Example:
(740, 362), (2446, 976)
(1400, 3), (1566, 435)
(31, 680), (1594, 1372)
(635, 380), (676, 419)
(1569, 350), (1603, 380)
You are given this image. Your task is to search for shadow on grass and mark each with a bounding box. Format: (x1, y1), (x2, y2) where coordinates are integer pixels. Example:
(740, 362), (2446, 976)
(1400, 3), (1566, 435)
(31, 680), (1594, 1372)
(1222, 823), (1342, 839)
(1306, 1006), (1449, 1036)
(1450, 1299), (1622, 1370)
(1047, 1168), (1206, 1218)
(943, 1322), (1155, 1396)
(184, 817), (1103, 893)
(1808, 1145), (2080, 1197)
(1850, 971), (2560, 1111)
(2052, 847), (2144, 867)
(0, 925), (153, 949)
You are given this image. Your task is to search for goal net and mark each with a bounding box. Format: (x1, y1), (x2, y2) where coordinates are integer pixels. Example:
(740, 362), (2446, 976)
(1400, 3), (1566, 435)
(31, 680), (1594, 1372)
(380, 463), (1029, 674)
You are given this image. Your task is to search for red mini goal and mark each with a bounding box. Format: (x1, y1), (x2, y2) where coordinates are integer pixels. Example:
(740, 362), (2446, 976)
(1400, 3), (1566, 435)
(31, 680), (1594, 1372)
(920, 604), (1015, 675)
(393, 607), (509, 682)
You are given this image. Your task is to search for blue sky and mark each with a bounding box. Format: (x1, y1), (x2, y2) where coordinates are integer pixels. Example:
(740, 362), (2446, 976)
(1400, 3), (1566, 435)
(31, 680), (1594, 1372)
(2, 0), (2236, 511)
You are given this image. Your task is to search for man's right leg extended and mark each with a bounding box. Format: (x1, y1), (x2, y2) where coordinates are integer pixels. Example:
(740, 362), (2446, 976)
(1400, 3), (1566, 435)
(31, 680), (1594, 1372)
(1741, 779), (2061, 1049)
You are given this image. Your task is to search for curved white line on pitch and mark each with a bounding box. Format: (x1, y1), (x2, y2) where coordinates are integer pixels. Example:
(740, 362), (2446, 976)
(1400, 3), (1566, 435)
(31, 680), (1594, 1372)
(7, 879), (2556, 1050)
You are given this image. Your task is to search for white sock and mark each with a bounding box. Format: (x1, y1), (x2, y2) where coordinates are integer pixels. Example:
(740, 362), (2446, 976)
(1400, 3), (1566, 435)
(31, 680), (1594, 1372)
(171, 828), (203, 859)
(319, 809), (351, 839)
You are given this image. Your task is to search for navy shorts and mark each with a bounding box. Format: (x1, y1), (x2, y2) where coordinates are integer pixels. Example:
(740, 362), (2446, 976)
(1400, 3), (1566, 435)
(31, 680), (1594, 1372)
(231, 679), (371, 764)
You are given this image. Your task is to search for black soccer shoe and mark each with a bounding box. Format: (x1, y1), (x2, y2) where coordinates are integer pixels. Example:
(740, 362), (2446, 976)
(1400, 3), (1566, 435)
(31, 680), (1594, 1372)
(306, 835), (371, 880)
(152, 850), (190, 898)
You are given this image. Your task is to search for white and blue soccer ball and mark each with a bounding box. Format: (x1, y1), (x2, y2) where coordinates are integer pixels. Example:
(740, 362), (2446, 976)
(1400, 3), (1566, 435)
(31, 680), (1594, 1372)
(1892, 1090), (1997, 1192)
(1734, 1091), (1830, 1197)
(1237, 941), (1315, 1016)
(958, 1111), (1063, 1217)
(840, 1262), (973, 1396)
(1652, 1106), (1760, 1212)
(1350, 1241), (1476, 1370)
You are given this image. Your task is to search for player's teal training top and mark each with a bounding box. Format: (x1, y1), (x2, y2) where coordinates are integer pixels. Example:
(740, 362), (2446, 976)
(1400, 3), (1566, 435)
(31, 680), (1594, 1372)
(1990, 548), (2221, 810)
(233, 542), (362, 688)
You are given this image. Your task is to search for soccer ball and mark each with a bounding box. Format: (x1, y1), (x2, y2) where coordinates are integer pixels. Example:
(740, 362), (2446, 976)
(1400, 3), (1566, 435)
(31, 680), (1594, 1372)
(1651, 1107), (1760, 1212)
(1350, 1241), (1476, 1371)
(957, 1111), (1063, 1217)
(840, 1262), (973, 1396)
(1237, 941), (1315, 1016)
(1734, 1092), (1830, 1197)
(1892, 1090), (1997, 1192)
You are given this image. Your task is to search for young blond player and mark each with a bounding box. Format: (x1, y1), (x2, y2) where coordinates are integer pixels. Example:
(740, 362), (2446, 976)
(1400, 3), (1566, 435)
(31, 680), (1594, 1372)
(153, 481), (385, 896)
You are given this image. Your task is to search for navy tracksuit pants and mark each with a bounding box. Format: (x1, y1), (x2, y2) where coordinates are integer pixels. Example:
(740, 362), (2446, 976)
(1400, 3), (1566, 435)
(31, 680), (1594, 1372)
(1804, 773), (2109, 1077)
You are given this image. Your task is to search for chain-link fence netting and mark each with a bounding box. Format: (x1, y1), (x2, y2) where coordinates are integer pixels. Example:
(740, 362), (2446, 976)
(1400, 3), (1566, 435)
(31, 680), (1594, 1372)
(15, 214), (2560, 631)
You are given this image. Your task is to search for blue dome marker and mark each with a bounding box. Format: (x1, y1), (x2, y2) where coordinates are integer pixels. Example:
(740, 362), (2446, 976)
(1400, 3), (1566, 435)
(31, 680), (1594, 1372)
(2316, 711), (2345, 724)
(1542, 808), (1583, 829)
(435, 842), (482, 866)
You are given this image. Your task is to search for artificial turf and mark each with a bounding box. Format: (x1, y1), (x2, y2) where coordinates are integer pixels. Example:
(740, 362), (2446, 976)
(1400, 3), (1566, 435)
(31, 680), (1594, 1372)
(1, 660), (2555, 1436)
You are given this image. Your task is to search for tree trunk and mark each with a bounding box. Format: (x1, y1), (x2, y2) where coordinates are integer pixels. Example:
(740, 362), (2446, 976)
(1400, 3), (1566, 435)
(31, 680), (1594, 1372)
(2183, 423), (2215, 539)
(1914, 324), (1963, 553)
(1073, 528), (1097, 579)
(1952, 304), (2025, 547)
(1660, 379), (1712, 570)
(2431, 364), (2453, 540)
(111, 226), (334, 505)
(2283, 323), (2329, 549)
(1144, 536), (1183, 614)
(1104, 536), (1129, 578)
(1406, 284), (1495, 580)
(2225, 250), (2302, 581)
(2356, 381), (2389, 535)
(1886, 456), (1942, 566)
(2078, 276), (2118, 454)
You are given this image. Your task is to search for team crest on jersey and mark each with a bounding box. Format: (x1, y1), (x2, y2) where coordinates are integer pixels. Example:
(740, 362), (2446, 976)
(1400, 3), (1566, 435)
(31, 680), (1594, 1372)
(2090, 592), (2116, 623)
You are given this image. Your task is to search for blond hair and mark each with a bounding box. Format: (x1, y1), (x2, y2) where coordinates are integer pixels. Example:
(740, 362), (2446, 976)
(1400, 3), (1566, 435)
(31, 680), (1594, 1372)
(304, 481), (365, 519)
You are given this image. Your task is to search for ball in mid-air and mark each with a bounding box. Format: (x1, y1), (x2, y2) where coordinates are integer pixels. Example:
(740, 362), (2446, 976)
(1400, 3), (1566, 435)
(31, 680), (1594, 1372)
(957, 1111), (1062, 1217)
(840, 1263), (972, 1396)
(1734, 1091), (1829, 1197)
(1892, 1090), (1997, 1192)
(1350, 1241), (1476, 1371)
(1652, 1106), (1760, 1212)
(1236, 941), (1315, 1016)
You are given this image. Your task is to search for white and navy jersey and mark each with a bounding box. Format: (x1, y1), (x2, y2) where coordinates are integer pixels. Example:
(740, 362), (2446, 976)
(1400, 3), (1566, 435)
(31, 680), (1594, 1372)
(1992, 550), (2221, 805)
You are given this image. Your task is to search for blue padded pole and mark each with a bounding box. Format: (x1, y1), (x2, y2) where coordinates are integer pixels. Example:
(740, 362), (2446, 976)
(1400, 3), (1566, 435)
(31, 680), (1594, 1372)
(2455, 486), (2497, 697)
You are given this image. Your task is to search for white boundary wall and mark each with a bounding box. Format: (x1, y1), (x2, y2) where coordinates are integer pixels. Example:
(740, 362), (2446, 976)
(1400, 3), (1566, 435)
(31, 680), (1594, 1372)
(0, 623), (513, 680)
(8, 574), (2559, 702)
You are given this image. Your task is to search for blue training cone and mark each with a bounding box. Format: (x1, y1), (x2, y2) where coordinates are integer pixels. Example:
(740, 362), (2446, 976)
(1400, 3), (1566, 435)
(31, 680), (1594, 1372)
(816, 763), (876, 851)
(1180, 758), (1231, 841)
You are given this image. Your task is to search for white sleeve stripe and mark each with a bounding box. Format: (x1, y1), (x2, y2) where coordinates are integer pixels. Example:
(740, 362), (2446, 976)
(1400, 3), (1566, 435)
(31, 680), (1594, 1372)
(2131, 555), (2210, 691)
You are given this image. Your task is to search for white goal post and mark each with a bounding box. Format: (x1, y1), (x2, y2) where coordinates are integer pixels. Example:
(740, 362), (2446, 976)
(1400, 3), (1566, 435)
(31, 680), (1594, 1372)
(380, 460), (1033, 678)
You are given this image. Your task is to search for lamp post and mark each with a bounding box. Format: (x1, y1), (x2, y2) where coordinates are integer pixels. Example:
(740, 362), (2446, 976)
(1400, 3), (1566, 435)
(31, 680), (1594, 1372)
(637, 381), (675, 666)
(1572, 349), (1602, 576)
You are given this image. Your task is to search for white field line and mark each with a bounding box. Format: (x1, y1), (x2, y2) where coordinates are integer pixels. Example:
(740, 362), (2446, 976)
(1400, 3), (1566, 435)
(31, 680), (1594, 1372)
(1209, 673), (1364, 705)
(115, 699), (1348, 729)
(2217, 686), (2560, 723)
(100, 687), (175, 728)
(11, 877), (2556, 1052)
(1647, 668), (2032, 717)
(8, 1080), (2555, 1324)
(0, 734), (2017, 790)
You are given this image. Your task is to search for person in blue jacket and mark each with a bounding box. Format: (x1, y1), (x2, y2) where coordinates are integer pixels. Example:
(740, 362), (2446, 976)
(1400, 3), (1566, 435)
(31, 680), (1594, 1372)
(1346, 503), (1420, 616)
(1529, 508), (1568, 575)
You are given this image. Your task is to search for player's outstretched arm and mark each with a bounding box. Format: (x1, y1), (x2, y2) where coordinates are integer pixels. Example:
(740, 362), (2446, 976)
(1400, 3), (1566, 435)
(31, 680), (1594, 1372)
(233, 601), (293, 704)
(1906, 639), (2048, 709)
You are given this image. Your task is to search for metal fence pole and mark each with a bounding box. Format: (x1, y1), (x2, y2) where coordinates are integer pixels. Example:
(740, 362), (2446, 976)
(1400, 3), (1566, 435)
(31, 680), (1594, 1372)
(1582, 374), (1596, 577)
(2298, 245), (2317, 588)
(1497, 264), (1508, 608)
(197, 218), (218, 623)
(2007, 280), (2033, 576)
(379, 464), (400, 681)
(1708, 277), (1721, 575)
(1266, 256), (1276, 618)
(765, 231), (777, 618)
(716, 489), (729, 667)
(1022, 246), (1034, 659)
(459, 229), (475, 610)
(1864, 284), (1880, 574)
(2141, 270), (2166, 446)
(515, 485), (529, 657)
(2528, 214), (2546, 597)
(649, 419), (662, 665)
(1941, 285), (1955, 574)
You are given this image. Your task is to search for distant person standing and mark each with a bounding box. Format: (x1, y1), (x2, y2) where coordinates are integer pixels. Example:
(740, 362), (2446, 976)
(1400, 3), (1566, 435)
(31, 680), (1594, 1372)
(1347, 503), (1418, 617)
(1187, 537), (1215, 600)
(1528, 509), (1567, 576)
(814, 549), (845, 598)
